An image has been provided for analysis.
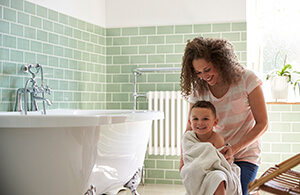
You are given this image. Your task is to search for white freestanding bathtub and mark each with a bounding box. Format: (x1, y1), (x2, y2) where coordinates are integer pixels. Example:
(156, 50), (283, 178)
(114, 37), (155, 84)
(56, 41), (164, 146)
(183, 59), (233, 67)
(0, 109), (163, 195)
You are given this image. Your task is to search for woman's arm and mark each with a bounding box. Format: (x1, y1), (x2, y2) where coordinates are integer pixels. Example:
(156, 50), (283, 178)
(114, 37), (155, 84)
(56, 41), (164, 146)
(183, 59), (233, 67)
(179, 102), (194, 172)
(221, 85), (268, 161)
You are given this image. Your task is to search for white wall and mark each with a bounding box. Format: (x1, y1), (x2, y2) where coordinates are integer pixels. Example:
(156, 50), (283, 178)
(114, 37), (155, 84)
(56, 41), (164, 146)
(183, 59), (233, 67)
(26, 0), (246, 28)
(105, 0), (246, 27)
(26, 0), (106, 27)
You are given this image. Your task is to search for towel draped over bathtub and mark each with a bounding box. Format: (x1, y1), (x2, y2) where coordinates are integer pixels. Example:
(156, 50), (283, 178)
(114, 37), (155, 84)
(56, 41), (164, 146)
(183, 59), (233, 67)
(180, 131), (242, 195)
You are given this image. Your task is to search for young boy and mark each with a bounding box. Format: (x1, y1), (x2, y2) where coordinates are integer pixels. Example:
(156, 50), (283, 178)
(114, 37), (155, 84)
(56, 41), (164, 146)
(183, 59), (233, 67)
(188, 100), (224, 149)
(184, 100), (227, 195)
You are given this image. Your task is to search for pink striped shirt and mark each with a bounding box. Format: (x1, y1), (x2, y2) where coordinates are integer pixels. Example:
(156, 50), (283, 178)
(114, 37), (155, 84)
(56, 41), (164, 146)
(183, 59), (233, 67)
(189, 69), (263, 165)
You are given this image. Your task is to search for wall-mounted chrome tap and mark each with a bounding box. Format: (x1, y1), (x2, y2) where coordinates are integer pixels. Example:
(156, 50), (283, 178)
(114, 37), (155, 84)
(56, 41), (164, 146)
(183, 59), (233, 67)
(131, 67), (182, 110)
(14, 64), (52, 115)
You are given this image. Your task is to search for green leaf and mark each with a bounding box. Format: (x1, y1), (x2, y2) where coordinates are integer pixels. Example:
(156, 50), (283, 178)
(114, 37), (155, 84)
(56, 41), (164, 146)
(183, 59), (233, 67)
(280, 64), (292, 75)
(293, 70), (300, 75)
(294, 79), (300, 91)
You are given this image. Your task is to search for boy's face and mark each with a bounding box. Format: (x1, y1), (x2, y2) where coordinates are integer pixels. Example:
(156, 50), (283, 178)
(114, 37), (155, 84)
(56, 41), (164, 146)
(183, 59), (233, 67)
(189, 107), (218, 135)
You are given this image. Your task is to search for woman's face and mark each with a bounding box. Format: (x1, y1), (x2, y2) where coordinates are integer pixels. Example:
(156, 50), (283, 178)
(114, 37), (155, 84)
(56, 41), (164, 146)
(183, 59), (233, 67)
(192, 58), (220, 86)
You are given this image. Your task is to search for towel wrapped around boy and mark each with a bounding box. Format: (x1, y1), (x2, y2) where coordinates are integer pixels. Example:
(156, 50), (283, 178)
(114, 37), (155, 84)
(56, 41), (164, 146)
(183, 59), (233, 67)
(180, 131), (242, 195)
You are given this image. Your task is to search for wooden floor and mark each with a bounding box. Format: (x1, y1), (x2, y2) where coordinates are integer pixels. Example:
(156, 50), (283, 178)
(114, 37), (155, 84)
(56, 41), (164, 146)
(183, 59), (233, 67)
(117, 184), (274, 195)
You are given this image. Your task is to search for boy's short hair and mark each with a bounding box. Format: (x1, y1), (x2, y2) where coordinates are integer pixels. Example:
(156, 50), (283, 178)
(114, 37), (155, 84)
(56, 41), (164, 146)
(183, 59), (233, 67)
(190, 101), (217, 118)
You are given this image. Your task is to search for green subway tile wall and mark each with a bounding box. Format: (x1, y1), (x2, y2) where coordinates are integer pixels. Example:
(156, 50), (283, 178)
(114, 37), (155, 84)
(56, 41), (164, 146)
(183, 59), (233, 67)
(0, 0), (106, 111)
(1, 0), (299, 186)
(105, 22), (247, 109)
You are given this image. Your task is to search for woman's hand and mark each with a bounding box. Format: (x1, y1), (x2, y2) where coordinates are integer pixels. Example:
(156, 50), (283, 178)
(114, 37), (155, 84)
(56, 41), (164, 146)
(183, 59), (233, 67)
(220, 145), (234, 164)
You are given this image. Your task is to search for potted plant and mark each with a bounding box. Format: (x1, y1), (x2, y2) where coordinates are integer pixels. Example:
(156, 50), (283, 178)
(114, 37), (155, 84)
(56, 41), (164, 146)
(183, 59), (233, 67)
(266, 64), (292, 100)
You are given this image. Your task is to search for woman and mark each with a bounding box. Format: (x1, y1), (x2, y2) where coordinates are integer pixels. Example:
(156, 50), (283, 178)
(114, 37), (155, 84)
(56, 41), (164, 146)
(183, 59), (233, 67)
(179, 37), (268, 195)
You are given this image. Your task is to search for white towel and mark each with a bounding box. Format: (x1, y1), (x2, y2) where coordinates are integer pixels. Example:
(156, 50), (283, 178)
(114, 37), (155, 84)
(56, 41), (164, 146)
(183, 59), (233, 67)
(181, 131), (242, 195)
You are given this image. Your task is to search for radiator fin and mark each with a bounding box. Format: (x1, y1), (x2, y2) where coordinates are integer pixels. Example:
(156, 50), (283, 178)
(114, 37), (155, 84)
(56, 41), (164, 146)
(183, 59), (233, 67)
(147, 91), (189, 156)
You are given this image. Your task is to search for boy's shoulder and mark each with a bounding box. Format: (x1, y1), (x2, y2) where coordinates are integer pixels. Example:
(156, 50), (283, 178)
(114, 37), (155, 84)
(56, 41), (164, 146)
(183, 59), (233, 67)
(212, 131), (225, 148)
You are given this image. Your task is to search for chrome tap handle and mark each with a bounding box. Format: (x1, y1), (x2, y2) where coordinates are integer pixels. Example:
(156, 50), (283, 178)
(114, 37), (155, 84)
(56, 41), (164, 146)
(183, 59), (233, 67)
(32, 85), (40, 96)
(45, 85), (51, 95)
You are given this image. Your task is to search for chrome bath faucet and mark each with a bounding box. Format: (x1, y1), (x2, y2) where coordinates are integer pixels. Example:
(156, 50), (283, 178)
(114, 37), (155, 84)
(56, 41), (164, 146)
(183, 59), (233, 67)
(14, 64), (52, 115)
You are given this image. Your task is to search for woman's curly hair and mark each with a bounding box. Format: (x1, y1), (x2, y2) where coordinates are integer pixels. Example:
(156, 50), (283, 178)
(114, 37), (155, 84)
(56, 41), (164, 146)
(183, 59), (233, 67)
(180, 37), (245, 99)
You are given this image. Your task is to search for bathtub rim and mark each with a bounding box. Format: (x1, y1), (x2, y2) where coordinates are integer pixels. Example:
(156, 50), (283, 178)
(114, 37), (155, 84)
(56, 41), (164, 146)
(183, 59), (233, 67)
(0, 109), (164, 128)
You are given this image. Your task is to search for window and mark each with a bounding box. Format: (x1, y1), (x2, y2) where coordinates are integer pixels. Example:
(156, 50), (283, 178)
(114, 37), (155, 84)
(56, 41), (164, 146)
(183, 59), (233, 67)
(247, 0), (300, 75)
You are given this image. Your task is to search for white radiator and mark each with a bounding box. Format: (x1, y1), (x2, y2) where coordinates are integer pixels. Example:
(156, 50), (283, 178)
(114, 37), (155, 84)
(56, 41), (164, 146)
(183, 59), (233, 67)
(147, 91), (189, 156)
